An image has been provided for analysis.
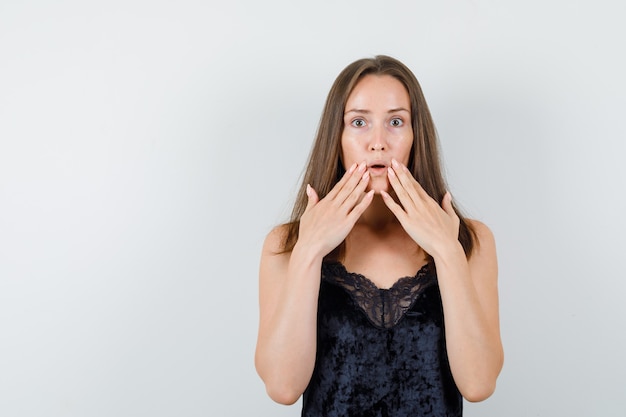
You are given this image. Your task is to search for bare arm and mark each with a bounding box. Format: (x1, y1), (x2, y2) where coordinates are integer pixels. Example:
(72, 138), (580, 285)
(255, 162), (374, 404)
(382, 159), (503, 401)
(432, 220), (503, 402)
(254, 227), (323, 405)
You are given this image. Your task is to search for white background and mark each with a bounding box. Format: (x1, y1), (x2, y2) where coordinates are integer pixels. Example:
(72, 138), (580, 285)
(1, 1), (625, 416)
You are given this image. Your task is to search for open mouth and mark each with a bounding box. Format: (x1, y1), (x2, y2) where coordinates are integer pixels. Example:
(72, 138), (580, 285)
(368, 163), (388, 175)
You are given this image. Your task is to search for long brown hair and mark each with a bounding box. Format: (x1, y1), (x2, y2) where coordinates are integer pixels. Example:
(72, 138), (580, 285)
(281, 55), (476, 258)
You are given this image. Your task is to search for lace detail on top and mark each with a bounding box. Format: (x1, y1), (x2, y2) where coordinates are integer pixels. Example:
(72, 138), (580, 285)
(322, 261), (436, 329)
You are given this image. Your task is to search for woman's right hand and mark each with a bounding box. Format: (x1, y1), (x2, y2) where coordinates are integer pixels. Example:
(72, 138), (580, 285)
(297, 161), (374, 258)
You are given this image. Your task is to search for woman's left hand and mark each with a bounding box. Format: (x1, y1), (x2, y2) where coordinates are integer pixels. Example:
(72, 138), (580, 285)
(381, 159), (460, 258)
(383, 159), (504, 398)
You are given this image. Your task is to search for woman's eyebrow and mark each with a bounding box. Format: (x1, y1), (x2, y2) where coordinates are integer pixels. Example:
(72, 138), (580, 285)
(344, 108), (371, 115)
(388, 107), (410, 113)
(344, 108), (410, 114)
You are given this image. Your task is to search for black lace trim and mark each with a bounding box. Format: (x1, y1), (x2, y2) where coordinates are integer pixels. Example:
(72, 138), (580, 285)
(322, 261), (436, 329)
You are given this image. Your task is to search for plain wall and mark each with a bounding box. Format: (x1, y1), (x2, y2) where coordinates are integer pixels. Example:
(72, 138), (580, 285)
(1, 0), (625, 416)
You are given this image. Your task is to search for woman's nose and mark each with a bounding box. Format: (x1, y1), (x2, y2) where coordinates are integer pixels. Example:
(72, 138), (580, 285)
(370, 142), (385, 151)
(369, 126), (387, 151)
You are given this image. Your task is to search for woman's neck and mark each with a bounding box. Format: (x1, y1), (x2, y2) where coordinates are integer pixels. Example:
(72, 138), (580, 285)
(344, 194), (426, 274)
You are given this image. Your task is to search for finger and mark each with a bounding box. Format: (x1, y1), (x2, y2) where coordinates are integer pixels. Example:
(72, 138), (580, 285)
(387, 165), (415, 212)
(441, 191), (459, 220)
(305, 184), (319, 211)
(390, 159), (427, 199)
(334, 161), (368, 206)
(441, 191), (452, 213)
(380, 190), (408, 222)
(324, 162), (356, 200)
(341, 169), (371, 209)
(325, 162), (359, 200)
(347, 189), (375, 222)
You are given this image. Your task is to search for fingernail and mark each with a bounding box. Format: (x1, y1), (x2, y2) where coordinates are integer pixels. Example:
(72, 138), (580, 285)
(348, 163), (357, 174)
(362, 171), (370, 180)
(387, 167), (395, 177)
(358, 161), (367, 171)
(306, 184), (312, 197)
(391, 159), (399, 168)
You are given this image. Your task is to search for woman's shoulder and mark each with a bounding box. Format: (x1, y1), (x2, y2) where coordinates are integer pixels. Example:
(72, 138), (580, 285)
(466, 219), (494, 241)
(465, 218), (497, 263)
(259, 224), (293, 287)
(262, 223), (291, 256)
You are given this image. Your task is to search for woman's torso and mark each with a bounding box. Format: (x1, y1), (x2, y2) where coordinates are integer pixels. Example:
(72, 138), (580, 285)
(301, 253), (462, 417)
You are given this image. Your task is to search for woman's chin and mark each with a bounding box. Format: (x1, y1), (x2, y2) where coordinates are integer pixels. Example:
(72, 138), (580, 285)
(368, 184), (390, 195)
(365, 176), (392, 195)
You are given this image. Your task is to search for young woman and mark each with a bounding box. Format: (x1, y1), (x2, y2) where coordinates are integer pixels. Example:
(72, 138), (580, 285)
(255, 55), (503, 416)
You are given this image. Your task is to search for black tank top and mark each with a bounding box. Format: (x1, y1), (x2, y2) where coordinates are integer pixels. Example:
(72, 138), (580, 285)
(302, 261), (462, 417)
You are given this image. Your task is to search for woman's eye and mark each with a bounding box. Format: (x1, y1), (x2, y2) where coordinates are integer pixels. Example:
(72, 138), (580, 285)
(390, 118), (404, 127)
(351, 119), (366, 127)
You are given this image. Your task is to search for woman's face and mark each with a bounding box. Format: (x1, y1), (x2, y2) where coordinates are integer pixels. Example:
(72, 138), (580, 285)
(341, 74), (413, 194)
